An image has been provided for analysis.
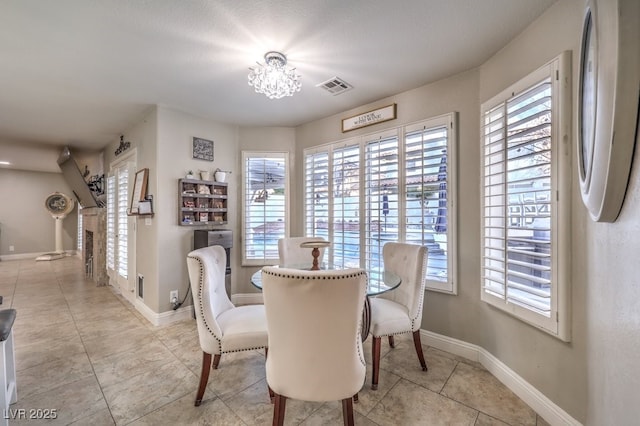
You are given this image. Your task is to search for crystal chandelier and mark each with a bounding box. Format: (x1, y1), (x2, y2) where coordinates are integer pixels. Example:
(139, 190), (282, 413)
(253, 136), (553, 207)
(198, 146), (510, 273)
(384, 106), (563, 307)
(248, 51), (301, 99)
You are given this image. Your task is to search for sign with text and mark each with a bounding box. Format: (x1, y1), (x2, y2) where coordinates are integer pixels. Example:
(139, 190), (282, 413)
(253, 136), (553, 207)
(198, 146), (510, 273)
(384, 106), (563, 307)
(342, 104), (397, 132)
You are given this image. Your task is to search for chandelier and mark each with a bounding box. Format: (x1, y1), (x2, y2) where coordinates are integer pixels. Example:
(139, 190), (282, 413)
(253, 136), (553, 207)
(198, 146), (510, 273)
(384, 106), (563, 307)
(248, 51), (301, 99)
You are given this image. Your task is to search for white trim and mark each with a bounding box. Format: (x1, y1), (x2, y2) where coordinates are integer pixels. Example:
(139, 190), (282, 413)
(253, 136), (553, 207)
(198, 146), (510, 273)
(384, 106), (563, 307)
(0, 250), (76, 261)
(129, 293), (264, 327)
(421, 329), (581, 426)
(134, 299), (193, 326)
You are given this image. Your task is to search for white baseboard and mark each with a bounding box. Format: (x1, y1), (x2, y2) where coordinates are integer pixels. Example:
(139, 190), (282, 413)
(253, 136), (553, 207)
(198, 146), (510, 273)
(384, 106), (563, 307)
(131, 293), (261, 327)
(420, 330), (581, 426)
(134, 299), (194, 326)
(0, 250), (76, 261)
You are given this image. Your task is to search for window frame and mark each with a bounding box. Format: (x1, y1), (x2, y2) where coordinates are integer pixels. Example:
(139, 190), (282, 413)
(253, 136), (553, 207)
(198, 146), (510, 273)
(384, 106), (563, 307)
(241, 151), (290, 266)
(304, 112), (458, 294)
(480, 52), (571, 341)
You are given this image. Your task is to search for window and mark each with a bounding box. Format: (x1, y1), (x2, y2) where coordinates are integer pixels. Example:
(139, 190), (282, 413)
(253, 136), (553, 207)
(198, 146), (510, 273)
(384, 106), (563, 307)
(404, 116), (457, 292)
(305, 113), (458, 293)
(481, 52), (571, 340)
(365, 131), (399, 280)
(242, 152), (289, 264)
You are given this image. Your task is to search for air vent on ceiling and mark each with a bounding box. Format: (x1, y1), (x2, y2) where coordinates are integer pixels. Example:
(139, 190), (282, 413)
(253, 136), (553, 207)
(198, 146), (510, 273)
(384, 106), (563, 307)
(316, 77), (353, 95)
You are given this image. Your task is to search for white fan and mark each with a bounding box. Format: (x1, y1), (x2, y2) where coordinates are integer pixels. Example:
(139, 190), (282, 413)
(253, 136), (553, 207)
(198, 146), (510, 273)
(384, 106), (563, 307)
(36, 192), (75, 261)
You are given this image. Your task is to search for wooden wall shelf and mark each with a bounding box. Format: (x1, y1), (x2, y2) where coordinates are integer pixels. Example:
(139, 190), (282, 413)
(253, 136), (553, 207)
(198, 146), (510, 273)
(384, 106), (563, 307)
(178, 178), (228, 226)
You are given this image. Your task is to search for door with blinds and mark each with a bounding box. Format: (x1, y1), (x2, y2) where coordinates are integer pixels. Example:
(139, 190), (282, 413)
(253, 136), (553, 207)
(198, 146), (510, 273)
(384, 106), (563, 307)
(106, 159), (136, 300)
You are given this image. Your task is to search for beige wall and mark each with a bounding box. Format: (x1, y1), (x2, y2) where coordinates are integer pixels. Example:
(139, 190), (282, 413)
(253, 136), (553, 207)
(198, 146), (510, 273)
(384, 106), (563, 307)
(0, 168), (77, 256)
(477, 0), (589, 421)
(154, 107), (239, 312)
(294, 0), (599, 422)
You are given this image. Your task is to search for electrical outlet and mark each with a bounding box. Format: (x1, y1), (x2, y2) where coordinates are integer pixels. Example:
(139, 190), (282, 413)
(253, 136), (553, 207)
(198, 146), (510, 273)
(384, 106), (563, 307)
(9, 245), (14, 252)
(170, 290), (178, 304)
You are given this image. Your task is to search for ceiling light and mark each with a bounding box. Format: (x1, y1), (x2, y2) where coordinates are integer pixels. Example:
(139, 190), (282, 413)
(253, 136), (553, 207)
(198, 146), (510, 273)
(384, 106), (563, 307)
(248, 51), (301, 99)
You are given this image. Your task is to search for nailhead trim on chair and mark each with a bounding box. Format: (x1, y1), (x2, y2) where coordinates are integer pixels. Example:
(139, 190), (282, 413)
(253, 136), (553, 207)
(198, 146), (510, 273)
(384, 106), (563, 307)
(409, 249), (429, 331)
(189, 254), (268, 355)
(262, 269), (367, 280)
(188, 254), (223, 354)
(263, 268), (367, 367)
(374, 247), (429, 338)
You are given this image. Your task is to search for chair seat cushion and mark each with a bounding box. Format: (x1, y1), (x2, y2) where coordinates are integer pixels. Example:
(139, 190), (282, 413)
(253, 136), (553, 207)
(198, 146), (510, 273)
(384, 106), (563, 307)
(369, 298), (412, 337)
(218, 304), (268, 353)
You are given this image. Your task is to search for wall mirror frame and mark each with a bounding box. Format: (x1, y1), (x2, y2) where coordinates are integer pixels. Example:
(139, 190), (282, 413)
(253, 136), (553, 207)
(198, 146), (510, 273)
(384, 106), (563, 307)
(577, 0), (640, 222)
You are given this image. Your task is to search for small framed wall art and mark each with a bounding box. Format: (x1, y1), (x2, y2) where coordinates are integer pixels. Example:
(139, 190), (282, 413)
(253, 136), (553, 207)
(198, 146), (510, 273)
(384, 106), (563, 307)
(192, 137), (214, 161)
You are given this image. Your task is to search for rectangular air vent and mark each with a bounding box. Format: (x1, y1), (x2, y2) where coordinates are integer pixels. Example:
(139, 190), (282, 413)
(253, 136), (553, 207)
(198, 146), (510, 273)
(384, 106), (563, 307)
(316, 77), (353, 95)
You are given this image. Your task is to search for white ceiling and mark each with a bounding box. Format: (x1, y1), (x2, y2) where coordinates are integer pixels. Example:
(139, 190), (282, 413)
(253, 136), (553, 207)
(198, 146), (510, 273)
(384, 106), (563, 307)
(0, 0), (556, 153)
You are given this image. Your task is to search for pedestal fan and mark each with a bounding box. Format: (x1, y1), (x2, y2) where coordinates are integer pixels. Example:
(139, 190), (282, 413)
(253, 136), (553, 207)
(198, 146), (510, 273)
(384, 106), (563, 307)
(36, 192), (75, 261)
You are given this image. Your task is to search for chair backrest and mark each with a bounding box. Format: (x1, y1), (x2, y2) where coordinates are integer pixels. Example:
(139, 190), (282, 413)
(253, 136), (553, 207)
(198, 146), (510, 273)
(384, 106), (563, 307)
(262, 266), (367, 402)
(380, 242), (428, 330)
(277, 236), (327, 266)
(186, 245), (234, 354)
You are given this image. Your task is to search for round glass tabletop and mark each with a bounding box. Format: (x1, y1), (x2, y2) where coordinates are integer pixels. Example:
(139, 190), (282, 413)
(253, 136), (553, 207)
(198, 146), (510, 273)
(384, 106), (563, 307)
(251, 264), (401, 296)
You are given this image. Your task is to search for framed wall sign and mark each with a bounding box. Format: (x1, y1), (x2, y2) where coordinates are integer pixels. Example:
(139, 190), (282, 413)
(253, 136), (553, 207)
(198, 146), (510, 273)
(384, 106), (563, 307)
(342, 104), (397, 132)
(577, 0), (640, 222)
(193, 137), (214, 161)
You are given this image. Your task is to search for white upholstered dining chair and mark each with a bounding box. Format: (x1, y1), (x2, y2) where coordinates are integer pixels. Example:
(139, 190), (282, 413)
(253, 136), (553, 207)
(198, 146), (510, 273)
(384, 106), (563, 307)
(261, 266), (367, 426)
(368, 242), (428, 390)
(186, 245), (269, 406)
(277, 236), (327, 266)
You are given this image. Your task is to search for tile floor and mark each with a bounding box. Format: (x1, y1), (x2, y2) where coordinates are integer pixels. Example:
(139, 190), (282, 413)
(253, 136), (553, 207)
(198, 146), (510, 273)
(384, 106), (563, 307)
(0, 257), (550, 425)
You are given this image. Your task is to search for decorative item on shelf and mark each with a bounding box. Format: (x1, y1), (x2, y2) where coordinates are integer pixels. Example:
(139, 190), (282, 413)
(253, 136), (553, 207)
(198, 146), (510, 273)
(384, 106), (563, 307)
(199, 212), (208, 222)
(182, 215), (193, 224)
(186, 170), (194, 179)
(214, 168), (231, 183)
(184, 200), (195, 208)
(138, 195), (153, 215)
(248, 51), (301, 99)
(197, 184), (210, 195)
(129, 168), (149, 214)
(115, 135), (131, 156)
(193, 137), (214, 161)
(199, 170), (211, 180)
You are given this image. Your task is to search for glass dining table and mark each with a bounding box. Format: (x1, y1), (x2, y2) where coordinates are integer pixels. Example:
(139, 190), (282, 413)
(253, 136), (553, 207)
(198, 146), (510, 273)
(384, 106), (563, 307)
(251, 264), (401, 340)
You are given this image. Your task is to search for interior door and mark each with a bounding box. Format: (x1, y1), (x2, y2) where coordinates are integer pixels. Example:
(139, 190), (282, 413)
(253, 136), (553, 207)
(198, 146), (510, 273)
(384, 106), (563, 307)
(106, 159), (136, 300)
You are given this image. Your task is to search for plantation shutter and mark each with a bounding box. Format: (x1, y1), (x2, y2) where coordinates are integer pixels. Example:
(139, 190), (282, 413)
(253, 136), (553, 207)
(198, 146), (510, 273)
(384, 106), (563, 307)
(304, 151), (329, 239)
(331, 144), (360, 268)
(482, 77), (553, 316)
(364, 133), (399, 277)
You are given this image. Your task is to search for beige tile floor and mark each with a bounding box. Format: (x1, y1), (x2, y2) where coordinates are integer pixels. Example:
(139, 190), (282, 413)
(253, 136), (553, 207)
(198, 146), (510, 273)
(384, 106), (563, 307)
(0, 257), (550, 425)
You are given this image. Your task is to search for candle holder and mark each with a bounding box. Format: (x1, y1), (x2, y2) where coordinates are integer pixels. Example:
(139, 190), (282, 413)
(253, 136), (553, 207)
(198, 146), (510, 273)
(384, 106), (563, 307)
(299, 241), (331, 270)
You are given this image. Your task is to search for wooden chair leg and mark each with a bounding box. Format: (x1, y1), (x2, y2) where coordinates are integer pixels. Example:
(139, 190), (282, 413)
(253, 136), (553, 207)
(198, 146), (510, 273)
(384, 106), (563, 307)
(342, 397), (355, 426)
(388, 335), (395, 348)
(212, 354), (221, 369)
(195, 351), (212, 406)
(412, 330), (428, 371)
(371, 336), (381, 390)
(265, 348), (275, 403)
(273, 394), (287, 426)
(353, 392), (358, 403)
